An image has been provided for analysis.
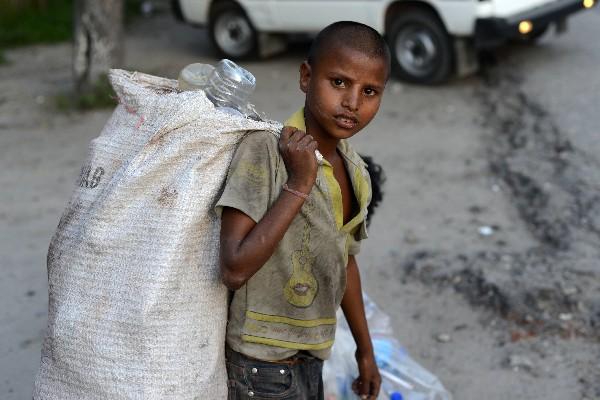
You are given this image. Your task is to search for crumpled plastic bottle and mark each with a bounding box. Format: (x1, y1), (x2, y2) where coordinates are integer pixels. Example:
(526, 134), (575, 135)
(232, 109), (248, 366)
(373, 336), (451, 400)
(178, 59), (257, 118)
(204, 59), (256, 116)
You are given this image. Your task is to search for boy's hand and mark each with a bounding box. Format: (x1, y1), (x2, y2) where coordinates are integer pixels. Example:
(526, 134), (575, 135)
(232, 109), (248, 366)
(279, 126), (318, 194)
(352, 349), (381, 400)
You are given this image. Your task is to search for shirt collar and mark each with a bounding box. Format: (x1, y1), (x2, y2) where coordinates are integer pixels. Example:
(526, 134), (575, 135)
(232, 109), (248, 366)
(284, 108), (306, 132)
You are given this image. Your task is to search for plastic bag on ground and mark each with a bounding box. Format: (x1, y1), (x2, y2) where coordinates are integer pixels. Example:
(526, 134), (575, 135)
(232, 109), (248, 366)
(323, 293), (453, 400)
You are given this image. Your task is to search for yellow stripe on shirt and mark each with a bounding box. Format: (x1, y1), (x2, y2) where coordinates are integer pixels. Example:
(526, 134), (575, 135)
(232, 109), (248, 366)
(246, 310), (336, 328)
(242, 334), (335, 350)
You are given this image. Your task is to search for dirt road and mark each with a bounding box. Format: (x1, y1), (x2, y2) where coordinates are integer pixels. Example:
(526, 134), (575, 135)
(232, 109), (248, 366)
(1, 9), (599, 400)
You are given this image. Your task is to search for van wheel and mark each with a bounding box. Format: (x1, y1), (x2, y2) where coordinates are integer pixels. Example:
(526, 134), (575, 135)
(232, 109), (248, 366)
(209, 1), (258, 59)
(388, 9), (453, 84)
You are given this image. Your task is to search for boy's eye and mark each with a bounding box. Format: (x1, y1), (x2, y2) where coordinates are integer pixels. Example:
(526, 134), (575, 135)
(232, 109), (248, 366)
(332, 78), (344, 87)
(364, 88), (377, 96)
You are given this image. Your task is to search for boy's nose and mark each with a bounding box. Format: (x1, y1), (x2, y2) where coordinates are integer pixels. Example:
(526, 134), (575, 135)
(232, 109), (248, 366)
(342, 90), (360, 112)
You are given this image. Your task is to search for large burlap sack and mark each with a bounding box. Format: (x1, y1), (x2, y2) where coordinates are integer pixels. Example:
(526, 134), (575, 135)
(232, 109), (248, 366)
(33, 69), (281, 399)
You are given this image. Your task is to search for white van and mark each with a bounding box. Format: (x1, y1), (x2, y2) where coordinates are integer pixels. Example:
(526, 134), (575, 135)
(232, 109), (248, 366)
(172, 0), (596, 84)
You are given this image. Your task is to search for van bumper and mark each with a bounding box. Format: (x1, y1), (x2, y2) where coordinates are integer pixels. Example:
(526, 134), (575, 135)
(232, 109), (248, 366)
(474, 0), (594, 48)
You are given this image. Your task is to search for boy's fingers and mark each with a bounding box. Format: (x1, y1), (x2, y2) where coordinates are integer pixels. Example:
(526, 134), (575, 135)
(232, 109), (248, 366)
(370, 380), (380, 399)
(355, 379), (369, 399)
(352, 378), (361, 396)
(281, 126), (297, 136)
(280, 126), (297, 142)
(357, 378), (379, 400)
(288, 129), (306, 144)
(297, 134), (314, 148)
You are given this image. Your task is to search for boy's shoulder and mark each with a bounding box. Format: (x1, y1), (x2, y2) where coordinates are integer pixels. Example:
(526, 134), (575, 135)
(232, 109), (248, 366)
(235, 130), (280, 160)
(239, 130), (279, 148)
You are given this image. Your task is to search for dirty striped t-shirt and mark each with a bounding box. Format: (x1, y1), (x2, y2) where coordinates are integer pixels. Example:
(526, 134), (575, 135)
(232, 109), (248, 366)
(215, 109), (371, 361)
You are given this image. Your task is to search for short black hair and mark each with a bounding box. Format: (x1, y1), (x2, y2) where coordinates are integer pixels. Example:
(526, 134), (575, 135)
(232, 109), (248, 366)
(307, 21), (391, 75)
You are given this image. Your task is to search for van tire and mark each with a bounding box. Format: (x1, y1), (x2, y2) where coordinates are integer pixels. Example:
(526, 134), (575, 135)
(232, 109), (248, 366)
(388, 9), (453, 84)
(209, 1), (258, 59)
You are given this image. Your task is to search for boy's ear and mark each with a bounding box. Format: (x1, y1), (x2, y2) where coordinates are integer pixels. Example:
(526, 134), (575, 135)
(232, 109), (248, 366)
(299, 61), (311, 94)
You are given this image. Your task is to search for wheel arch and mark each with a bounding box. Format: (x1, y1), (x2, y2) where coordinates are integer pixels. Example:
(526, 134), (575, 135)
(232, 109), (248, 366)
(384, 1), (449, 36)
(209, 0), (258, 28)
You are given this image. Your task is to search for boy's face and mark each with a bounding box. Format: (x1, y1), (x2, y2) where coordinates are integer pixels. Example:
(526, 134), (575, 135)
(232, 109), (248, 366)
(300, 46), (388, 141)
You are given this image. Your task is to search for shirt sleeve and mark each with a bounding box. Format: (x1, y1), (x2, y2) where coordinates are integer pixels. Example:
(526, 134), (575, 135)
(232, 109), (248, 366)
(215, 131), (279, 223)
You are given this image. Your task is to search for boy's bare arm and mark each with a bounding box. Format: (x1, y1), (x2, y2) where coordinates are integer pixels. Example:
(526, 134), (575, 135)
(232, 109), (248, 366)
(341, 255), (381, 400)
(220, 195), (302, 290)
(219, 127), (318, 291)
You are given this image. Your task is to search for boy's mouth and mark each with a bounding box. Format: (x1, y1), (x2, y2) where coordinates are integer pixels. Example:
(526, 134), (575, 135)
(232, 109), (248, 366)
(334, 114), (358, 130)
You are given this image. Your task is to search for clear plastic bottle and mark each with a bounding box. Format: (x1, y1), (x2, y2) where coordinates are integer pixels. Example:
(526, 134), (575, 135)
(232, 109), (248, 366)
(326, 296), (452, 400)
(178, 59), (257, 118)
(204, 59), (256, 116)
(374, 337), (452, 400)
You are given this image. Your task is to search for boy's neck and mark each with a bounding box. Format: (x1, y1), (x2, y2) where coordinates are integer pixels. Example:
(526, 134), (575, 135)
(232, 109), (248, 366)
(303, 108), (340, 161)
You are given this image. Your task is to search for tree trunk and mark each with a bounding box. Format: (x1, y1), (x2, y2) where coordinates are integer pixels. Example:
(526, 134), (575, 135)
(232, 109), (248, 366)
(73, 0), (124, 93)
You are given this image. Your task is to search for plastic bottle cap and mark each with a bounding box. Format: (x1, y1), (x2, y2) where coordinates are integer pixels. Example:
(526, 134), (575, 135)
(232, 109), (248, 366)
(178, 63), (215, 91)
(390, 392), (403, 400)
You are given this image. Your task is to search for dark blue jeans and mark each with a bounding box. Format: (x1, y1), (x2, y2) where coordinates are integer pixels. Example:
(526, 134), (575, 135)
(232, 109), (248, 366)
(226, 346), (324, 400)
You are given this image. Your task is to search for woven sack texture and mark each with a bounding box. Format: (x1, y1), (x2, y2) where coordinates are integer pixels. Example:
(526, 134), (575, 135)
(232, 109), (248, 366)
(33, 69), (281, 399)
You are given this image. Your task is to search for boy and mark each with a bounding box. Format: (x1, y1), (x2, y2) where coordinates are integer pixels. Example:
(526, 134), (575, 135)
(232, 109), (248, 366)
(217, 21), (390, 400)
